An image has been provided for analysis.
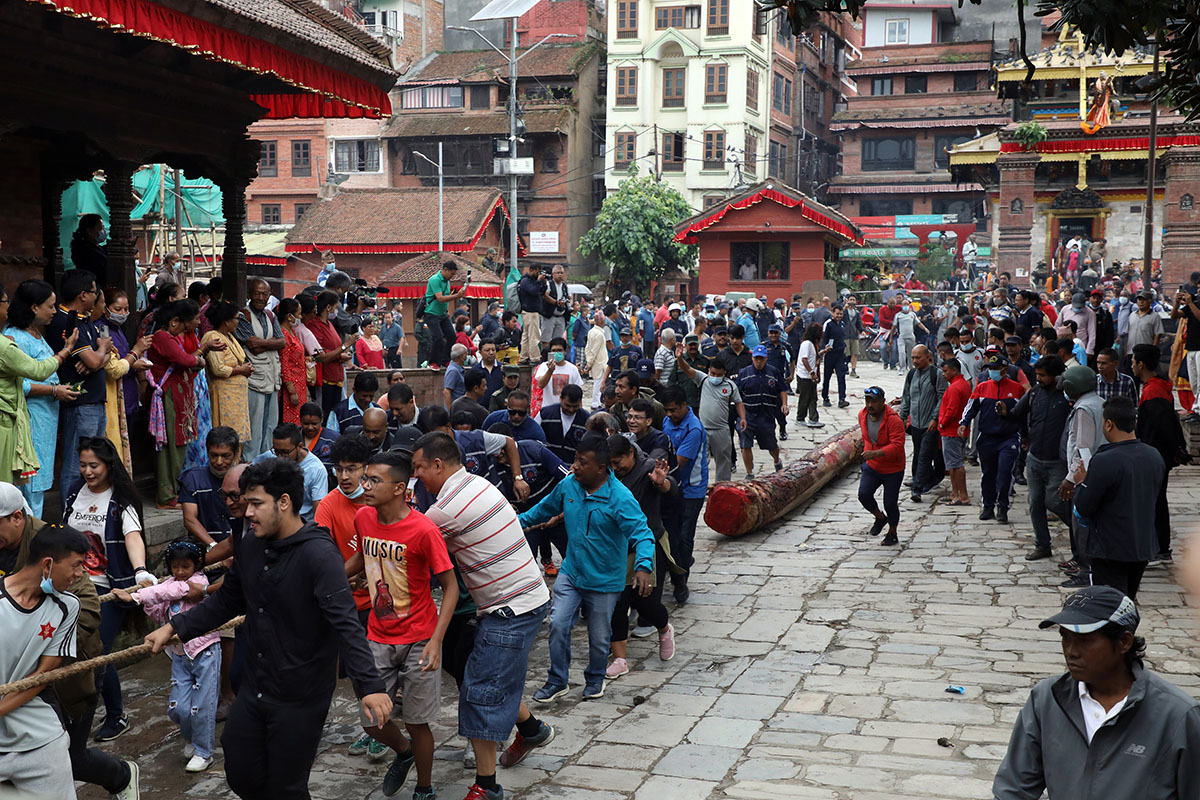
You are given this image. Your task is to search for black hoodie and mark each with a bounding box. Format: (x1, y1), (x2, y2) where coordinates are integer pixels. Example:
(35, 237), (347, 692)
(172, 521), (384, 704)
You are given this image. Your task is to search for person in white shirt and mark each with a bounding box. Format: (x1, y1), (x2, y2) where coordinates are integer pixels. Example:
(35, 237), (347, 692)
(738, 256), (757, 282)
(582, 312), (611, 410)
(534, 337), (582, 409)
(654, 329), (678, 386)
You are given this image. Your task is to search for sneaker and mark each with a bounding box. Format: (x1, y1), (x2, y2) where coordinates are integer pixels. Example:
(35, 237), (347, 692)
(542, 559), (558, 577)
(658, 624), (676, 661)
(1014, 475), (1028, 485)
(779, 429), (788, 440)
(881, 533), (899, 546)
(463, 748), (476, 770)
(823, 400), (832, 408)
(903, 479), (913, 487)
(805, 421), (824, 428)
(1150, 551), (1173, 564)
(348, 732), (373, 756)
(606, 658), (630, 679)
(910, 492), (922, 503)
(630, 625), (656, 639)
(114, 760), (139, 800)
(1025, 547), (1052, 561)
(868, 516), (887, 537)
(996, 508), (1009, 524)
(1061, 573), (1091, 588)
(673, 582), (690, 605)
(382, 749), (416, 797)
(463, 785), (504, 800)
(95, 713), (130, 742)
(582, 683), (605, 700)
(368, 738), (390, 761)
(183, 742), (194, 758)
(1058, 558), (1079, 572)
(978, 507), (994, 521)
(499, 721), (555, 767)
(185, 755), (212, 773)
(532, 684), (568, 704)
(413, 789), (438, 800)
(838, 400), (851, 409)
(744, 471), (754, 481)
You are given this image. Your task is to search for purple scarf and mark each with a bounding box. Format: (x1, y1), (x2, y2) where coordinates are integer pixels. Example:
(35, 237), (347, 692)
(106, 318), (140, 416)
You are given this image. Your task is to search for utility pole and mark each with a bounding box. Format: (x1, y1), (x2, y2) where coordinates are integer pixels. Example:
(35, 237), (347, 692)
(438, 141), (444, 251)
(1142, 34), (1160, 291)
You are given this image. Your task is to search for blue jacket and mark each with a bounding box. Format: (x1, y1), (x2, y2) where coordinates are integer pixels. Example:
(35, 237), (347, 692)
(663, 410), (709, 500)
(482, 409), (546, 442)
(497, 440), (570, 510)
(960, 376), (1024, 440)
(736, 364), (784, 419)
(518, 472), (655, 592)
(327, 397), (379, 434)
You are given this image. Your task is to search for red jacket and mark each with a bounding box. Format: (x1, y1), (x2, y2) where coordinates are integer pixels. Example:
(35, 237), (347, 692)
(877, 304), (899, 331)
(1140, 376), (1173, 405)
(858, 404), (906, 474)
(938, 374), (972, 436)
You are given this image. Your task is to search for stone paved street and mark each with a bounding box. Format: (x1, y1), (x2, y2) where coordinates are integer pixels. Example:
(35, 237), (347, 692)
(81, 360), (1200, 800)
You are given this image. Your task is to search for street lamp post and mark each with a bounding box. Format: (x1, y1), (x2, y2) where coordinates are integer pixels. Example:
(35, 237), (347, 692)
(412, 142), (444, 251)
(448, 23), (571, 279)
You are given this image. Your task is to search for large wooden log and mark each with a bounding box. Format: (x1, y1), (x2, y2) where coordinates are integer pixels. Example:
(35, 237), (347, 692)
(704, 426), (864, 537)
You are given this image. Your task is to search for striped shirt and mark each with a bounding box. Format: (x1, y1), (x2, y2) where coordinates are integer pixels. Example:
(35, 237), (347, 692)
(424, 468), (549, 616)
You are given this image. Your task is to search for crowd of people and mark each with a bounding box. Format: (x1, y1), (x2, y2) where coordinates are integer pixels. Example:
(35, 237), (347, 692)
(2, 250), (1199, 800)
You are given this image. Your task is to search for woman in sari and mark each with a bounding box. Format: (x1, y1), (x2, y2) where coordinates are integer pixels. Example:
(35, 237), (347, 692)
(278, 298), (308, 424)
(147, 299), (223, 507)
(354, 315), (386, 369)
(184, 297), (214, 471)
(2, 280), (78, 515)
(200, 301), (252, 451)
(0, 284), (77, 487)
(98, 288), (152, 473)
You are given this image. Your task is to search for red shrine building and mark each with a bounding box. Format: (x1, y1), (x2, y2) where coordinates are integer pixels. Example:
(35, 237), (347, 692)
(675, 181), (865, 299)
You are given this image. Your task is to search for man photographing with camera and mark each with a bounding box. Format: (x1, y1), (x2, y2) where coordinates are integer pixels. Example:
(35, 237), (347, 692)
(540, 264), (570, 349)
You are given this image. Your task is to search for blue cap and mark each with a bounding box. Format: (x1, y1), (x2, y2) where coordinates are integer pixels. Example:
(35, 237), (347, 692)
(768, 324), (783, 333)
(751, 344), (768, 357)
(634, 358), (656, 379)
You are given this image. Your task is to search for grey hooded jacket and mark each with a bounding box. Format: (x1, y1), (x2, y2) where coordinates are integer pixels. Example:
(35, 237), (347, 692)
(993, 664), (1200, 799)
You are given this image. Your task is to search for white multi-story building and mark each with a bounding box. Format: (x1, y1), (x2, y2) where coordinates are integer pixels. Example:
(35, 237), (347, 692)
(604, 0), (772, 211)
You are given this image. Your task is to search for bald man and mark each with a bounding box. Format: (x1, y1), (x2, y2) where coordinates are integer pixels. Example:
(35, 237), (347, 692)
(346, 407), (394, 454)
(899, 344), (947, 502)
(237, 279), (286, 459)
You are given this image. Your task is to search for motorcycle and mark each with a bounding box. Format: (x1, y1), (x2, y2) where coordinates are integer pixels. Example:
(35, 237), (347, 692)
(865, 326), (887, 363)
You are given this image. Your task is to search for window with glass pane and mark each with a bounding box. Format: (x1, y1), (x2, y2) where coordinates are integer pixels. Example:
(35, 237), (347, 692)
(862, 137), (915, 171)
(905, 75), (927, 94)
(662, 132), (684, 171)
(470, 85), (491, 109)
(334, 139), (381, 173)
(954, 72), (978, 92)
(769, 139), (788, 179)
(656, 6), (698, 28)
(616, 66), (638, 105)
(662, 68), (685, 107)
(261, 204), (281, 225)
(746, 67), (759, 111)
(885, 19), (908, 44)
(258, 141), (277, 177)
(934, 134), (972, 169)
(745, 135), (757, 176)
(705, 64), (727, 103)
(871, 77), (892, 96)
(730, 242), (789, 281)
(703, 131), (725, 168)
(707, 0), (728, 34)
(291, 140), (311, 177)
(704, 195), (723, 209)
(615, 132), (636, 165)
(295, 203), (310, 220)
(616, 0), (638, 37)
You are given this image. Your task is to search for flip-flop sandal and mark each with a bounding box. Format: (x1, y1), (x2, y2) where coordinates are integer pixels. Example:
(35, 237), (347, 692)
(945, 500), (970, 506)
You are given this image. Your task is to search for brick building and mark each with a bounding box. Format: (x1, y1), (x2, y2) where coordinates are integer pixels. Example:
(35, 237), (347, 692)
(387, 41), (604, 271)
(766, 12), (857, 201)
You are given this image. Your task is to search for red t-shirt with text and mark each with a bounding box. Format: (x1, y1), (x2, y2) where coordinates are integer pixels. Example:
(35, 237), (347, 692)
(354, 506), (453, 645)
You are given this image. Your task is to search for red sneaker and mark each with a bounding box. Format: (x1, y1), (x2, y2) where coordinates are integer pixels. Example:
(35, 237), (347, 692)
(463, 785), (503, 800)
(498, 721), (555, 767)
(542, 560), (558, 577)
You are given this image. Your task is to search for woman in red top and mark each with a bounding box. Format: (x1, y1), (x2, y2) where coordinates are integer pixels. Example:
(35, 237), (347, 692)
(453, 315), (477, 356)
(354, 316), (386, 370)
(857, 386), (907, 546)
(147, 299), (223, 507)
(278, 298), (309, 424)
(309, 291), (354, 416)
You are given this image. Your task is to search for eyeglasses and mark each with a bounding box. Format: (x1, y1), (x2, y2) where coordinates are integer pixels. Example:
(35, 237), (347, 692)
(361, 475), (390, 487)
(334, 464), (365, 475)
(218, 489), (242, 502)
(272, 445), (298, 458)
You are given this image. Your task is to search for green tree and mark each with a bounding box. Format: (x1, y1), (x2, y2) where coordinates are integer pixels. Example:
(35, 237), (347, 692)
(580, 164), (697, 291)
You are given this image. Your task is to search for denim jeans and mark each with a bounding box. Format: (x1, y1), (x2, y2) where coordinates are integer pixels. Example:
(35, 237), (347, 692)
(168, 646), (221, 759)
(245, 389), (279, 462)
(1025, 454), (1070, 551)
(546, 570), (620, 693)
(459, 600), (549, 742)
(59, 402), (106, 498)
(882, 333), (898, 368)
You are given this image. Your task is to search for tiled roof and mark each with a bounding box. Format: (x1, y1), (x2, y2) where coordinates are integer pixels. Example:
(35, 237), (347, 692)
(383, 108), (570, 138)
(200, 0), (395, 77)
(285, 187), (504, 247)
(833, 101), (1012, 124)
(377, 252), (505, 285)
(403, 43), (593, 84)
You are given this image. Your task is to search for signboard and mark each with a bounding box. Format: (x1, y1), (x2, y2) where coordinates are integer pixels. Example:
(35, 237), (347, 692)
(528, 231), (559, 254)
(839, 245), (990, 260)
(852, 214), (963, 240)
(494, 157), (535, 176)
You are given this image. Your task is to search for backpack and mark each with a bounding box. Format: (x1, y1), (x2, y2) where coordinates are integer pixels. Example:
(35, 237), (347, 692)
(505, 279), (520, 314)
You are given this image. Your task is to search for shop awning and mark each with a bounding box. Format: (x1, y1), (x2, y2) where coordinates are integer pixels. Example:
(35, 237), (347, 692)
(28, 0), (394, 118)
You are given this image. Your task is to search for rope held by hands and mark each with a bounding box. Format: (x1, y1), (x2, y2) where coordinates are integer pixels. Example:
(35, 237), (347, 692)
(0, 616), (244, 696)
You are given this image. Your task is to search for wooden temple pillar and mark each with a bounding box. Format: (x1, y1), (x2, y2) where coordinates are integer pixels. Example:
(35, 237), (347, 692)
(995, 152), (1039, 285)
(220, 142), (259, 308)
(103, 161), (138, 303)
(39, 157), (65, 285)
(1162, 147), (1200, 289)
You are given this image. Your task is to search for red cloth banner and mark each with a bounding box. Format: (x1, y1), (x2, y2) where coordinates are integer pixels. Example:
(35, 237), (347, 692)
(29, 0), (392, 118)
(376, 285), (502, 299)
(675, 187), (866, 246)
(998, 135), (1200, 154)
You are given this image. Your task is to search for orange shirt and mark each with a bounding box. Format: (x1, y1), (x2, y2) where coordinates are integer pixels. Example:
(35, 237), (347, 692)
(315, 488), (370, 611)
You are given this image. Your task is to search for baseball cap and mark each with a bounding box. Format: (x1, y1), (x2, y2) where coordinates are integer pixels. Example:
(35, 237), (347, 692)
(1004, 335), (1022, 346)
(768, 324), (783, 333)
(984, 353), (1009, 369)
(634, 358), (656, 379)
(619, 326), (632, 336)
(1089, 289), (1104, 298)
(791, 301), (802, 309)
(713, 325), (728, 335)
(684, 333), (699, 344)
(502, 364), (520, 377)
(0, 484), (29, 517)
(751, 344), (768, 357)
(863, 386), (885, 399)
(1040, 586), (1139, 634)
(1138, 289), (1154, 300)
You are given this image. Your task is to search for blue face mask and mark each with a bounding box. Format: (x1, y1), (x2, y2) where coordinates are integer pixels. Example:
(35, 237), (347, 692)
(988, 369), (1004, 382)
(708, 376), (724, 386)
(553, 351), (565, 363)
(339, 483), (365, 500)
(40, 572), (57, 596)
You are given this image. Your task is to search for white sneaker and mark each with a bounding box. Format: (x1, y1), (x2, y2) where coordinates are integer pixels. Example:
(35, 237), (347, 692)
(185, 755), (212, 773)
(113, 760), (139, 800)
(182, 743), (194, 758)
(630, 625), (656, 638)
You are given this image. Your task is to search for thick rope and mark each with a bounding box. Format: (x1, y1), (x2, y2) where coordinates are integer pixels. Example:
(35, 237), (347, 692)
(97, 561), (229, 604)
(0, 616), (244, 696)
